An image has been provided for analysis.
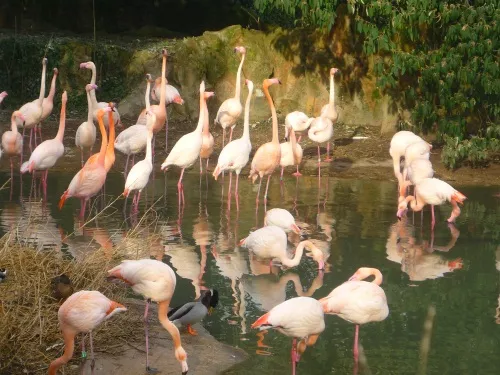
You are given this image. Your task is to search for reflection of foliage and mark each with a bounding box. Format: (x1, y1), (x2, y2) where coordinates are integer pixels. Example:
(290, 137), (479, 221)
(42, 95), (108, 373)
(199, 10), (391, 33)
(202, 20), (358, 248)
(253, 0), (500, 169)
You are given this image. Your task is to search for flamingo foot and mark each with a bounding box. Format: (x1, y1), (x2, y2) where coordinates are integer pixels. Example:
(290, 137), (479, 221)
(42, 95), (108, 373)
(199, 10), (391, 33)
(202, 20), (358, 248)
(187, 324), (198, 336)
(292, 171), (302, 177)
(324, 157), (333, 162)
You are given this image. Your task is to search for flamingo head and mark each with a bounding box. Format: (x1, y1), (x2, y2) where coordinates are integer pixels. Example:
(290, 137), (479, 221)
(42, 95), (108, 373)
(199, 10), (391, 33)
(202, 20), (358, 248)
(42, 57), (48, 65)
(85, 83), (98, 92)
(146, 73), (153, 83)
(234, 46), (246, 55)
(263, 78), (281, 89)
(200, 80), (205, 93)
(161, 48), (168, 57)
(107, 102), (116, 112)
(61, 91), (68, 104)
(0, 91), (8, 99)
(13, 111), (25, 122)
(396, 199), (409, 220)
(173, 95), (184, 105)
(348, 267), (377, 282)
(79, 61), (94, 70)
(330, 67), (339, 75)
(204, 91), (215, 100)
(53, 68), (59, 75)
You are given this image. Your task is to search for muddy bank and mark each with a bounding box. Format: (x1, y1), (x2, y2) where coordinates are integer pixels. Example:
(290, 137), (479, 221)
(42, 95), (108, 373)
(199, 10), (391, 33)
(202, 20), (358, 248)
(73, 299), (247, 375)
(2, 117), (498, 187)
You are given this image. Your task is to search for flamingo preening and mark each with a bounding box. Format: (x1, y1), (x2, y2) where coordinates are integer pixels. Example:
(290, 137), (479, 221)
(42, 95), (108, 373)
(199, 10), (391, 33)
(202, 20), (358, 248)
(285, 111), (313, 143)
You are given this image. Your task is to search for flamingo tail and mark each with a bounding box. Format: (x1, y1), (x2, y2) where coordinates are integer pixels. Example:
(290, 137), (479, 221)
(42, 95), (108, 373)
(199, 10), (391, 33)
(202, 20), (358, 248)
(251, 312), (271, 329)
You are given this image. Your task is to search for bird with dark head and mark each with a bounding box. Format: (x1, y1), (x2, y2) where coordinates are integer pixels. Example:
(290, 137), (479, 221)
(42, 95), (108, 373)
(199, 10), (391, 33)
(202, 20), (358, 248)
(51, 274), (74, 302)
(168, 289), (219, 336)
(0, 268), (7, 282)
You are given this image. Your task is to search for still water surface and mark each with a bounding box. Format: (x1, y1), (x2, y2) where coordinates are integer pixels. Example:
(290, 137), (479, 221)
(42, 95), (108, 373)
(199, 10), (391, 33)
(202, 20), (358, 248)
(0, 168), (499, 374)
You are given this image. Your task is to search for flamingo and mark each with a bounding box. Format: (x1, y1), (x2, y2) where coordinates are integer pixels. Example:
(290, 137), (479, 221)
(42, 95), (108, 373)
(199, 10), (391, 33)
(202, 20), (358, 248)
(215, 46), (246, 146)
(38, 67), (59, 140)
(251, 297), (325, 375)
(0, 91), (7, 105)
(16, 57), (47, 151)
(320, 68), (340, 123)
(80, 61), (122, 128)
(213, 79), (253, 208)
(240, 226), (323, 269)
(47, 291), (126, 375)
(399, 158), (434, 203)
(148, 76), (184, 149)
(397, 177), (467, 228)
(319, 267), (389, 368)
(85, 103), (117, 172)
(308, 116), (334, 166)
(280, 125), (303, 178)
(264, 208), (301, 234)
(114, 74), (153, 175)
(199, 86), (215, 173)
(20, 91), (68, 196)
(161, 81), (213, 207)
(402, 140), (432, 182)
(248, 78), (282, 205)
(389, 130), (429, 186)
(75, 84), (98, 166)
(135, 50), (168, 151)
(58, 107), (112, 219)
(285, 111), (313, 143)
(107, 259), (189, 374)
(2, 111), (24, 182)
(123, 111), (156, 212)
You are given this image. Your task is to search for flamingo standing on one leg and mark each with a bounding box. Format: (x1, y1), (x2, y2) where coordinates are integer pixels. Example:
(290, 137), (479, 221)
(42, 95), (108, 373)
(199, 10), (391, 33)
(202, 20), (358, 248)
(161, 82), (213, 207)
(213, 79), (254, 209)
(2, 111), (24, 183)
(47, 291), (126, 375)
(107, 259), (189, 374)
(58, 107), (112, 219)
(115, 74), (153, 176)
(397, 177), (467, 229)
(38, 67), (59, 141)
(319, 267), (389, 372)
(280, 125), (303, 178)
(308, 115), (333, 173)
(248, 78), (282, 205)
(199, 88), (215, 174)
(16, 57), (47, 152)
(251, 297), (325, 375)
(75, 84), (98, 166)
(284, 111), (313, 144)
(20, 92), (68, 198)
(123, 111), (156, 212)
(80, 61), (122, 128)
(215, 46), (246, 147)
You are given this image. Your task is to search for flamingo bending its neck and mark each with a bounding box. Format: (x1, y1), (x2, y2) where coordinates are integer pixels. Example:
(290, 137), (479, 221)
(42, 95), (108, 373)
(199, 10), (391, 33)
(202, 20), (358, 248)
(47, 291), (126, 375)
(215, 46), (246, 147)
(248, 78), (281, 205)
(264, 208), (301, 234)
(107, 259), (188, 374)
(284, 111), (313, 143)
(251, 297), (325, 375)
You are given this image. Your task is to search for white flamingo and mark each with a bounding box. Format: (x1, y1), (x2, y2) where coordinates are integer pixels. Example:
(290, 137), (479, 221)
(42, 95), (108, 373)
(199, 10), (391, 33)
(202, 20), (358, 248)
(215, 46), (246, 146)
(123, 110), (155, 212)
(389, 130), (429, 186)
(285, 111), (313, 143)
(280, 125), (303, 178)
(402, 140), (432, 181)
(199, 85), (215, 173)
(320, 67), (340, 123)
(308, 116), (333, 164)
(251, 297), (325, 375)
(75, 84), (98, 166)
(37, 67), (58, 139)
(161, 81), (213, 206)
(264, 208), (301, 234)
(212, 79), (253, 198)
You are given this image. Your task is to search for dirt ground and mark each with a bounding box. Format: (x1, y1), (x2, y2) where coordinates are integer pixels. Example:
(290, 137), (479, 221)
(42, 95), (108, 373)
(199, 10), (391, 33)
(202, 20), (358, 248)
(68, 299), (247, 375)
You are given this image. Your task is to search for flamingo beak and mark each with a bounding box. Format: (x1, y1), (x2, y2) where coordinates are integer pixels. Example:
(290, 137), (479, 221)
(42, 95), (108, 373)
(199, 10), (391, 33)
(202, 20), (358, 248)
(397, 208), (407, 220)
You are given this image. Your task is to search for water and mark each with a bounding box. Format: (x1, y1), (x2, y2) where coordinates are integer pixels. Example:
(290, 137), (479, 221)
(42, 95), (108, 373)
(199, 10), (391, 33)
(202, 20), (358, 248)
(0, 163), (499, 375)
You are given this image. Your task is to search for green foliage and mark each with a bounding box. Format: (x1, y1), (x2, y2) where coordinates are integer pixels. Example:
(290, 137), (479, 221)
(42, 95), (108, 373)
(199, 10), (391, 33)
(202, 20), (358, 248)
(254, 0), (500, 169)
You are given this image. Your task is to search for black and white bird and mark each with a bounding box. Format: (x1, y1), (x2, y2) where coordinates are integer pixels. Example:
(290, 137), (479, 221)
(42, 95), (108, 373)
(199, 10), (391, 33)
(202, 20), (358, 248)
(168, 289), (219, 335)
(0, 268), (7, 282)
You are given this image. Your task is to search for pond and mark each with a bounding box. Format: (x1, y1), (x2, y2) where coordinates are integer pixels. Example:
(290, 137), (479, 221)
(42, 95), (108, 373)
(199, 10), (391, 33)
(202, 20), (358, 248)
(0, 136), (499, 375)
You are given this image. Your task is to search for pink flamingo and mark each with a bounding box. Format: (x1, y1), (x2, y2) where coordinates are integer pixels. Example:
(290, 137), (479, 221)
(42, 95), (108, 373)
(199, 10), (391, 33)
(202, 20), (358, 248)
(397, 177), (467, 228)
(108, 259), (189, 374)
(285, 111), (313, 144)
(199, 89), (215, 173)
(47, 291), (126, 375)
(402, 140), (432, 183)
(319, 267), (389, 370)
(2, 111), (25, 181)
(161, 82), (213, 207)
(251, 297), (325, 375)
(20, 92), (68, 197)
(58, 107), (112, 219)
(37, 67), (59, 140)
(0, 91), (7, 105)
(280, 125), (303, 178)
(248, 78), (282, 205)
(215, 46), (246, 146)
(16, 57), (47, 151)
(398, 158), (434, 203)
(320, 68), (340, 122)
(80, 61), (122, 128)
(264, 208), (301, 234)
(148, 76), (184, 150)
(85, 103), (116, 172)
(75, 84), (98, 166)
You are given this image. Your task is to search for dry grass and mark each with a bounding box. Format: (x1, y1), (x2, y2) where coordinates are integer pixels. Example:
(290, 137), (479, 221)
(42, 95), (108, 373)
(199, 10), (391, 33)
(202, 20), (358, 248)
(0, 218), (160, 374)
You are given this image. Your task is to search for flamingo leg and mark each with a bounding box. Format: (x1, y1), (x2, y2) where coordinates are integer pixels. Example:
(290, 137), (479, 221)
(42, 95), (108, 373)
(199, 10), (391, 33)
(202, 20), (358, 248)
(280, 166), (284, 181)
(292, 165), (302, 177)
(124, 154), (130, 177)
(165, 112), (169, 152)
(43, 170), (48, 201)
(297, 135), (302, 143)
(89, 331), (95, 374)
(325, 142), (333, 162)
(227, 171), (233, 211)
(143, 299), (158, 373)
(199, 157), (203, 174)
(206, 158), (209, 172)
(135, 191), (142, 212)
(256, 176), (263, 205)
(235, 173), (240, 211)
(431, 205), (435, 230)
(38, 125), (43, 143)
(229, 126), (234, 143)
(9, 158), (13, 188)
(353, 324), (359, 370)
(80, 148), (84, 167)
(178, 168), (186, 207)
(291, 338), (298, 375)
(34, 126), (38, 146)
(29, 128), (33, 152)
(222, 128), (226, 149)
(81, 334), (86, 359)
(264, 175), (271, 204)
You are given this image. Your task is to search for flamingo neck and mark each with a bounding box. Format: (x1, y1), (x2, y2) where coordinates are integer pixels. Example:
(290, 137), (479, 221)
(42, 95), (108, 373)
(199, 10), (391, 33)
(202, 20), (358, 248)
(202, 95), (210, 136)
(106, 111), (115, 155)
(10, 114), (18, 133)
(329, 74), (335, 105)
(263, 84), (279, 144)
(55, 100), (67, 142)
(145, 80), (151, 110)
(47, 72), (57, 100)
(289, 128), (298, 163)
(195, 91), (205, 134)
(157, 300), (187, 367)
(368, 268), (383, 285)
(48, 329), (76, 375)
(89, 63), (98, 107)
(234, 54), (245, 100)
(38, 62), (47, 105)
(145, 131), (153, 163)
(407, 195), (424, 212)
(159, 55), (167, 107)
(281, 240), (307, 267)
(97, 115), (108, 166)
(242, 87), (253, 140)
(86, 91), (93, 124)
